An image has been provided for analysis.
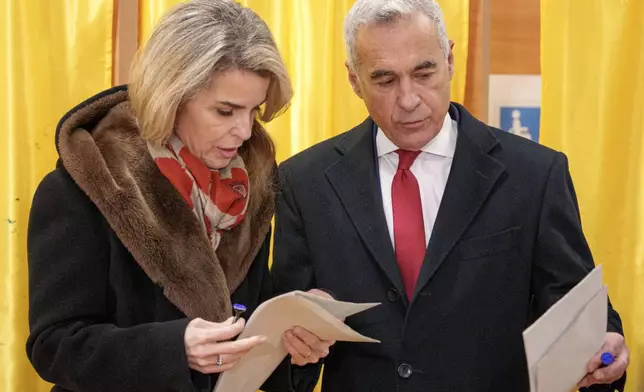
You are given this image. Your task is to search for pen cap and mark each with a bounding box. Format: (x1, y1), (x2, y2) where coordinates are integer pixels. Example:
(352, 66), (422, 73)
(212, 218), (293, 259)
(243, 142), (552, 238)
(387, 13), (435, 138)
(600, 352), (614, 366)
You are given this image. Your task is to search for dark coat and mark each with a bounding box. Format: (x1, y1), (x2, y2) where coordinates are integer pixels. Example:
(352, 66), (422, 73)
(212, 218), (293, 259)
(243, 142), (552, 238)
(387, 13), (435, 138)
(272, 103), (626, 392)
(26, 86), (292, 392)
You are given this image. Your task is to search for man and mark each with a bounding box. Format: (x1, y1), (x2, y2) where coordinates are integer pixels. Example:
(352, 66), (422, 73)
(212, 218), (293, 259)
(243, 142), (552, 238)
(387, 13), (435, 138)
(272, 0), (630, 391)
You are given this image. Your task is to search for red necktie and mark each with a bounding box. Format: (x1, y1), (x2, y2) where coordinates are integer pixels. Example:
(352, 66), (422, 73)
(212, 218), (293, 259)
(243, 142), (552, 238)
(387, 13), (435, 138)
(392, 149), (426, 299)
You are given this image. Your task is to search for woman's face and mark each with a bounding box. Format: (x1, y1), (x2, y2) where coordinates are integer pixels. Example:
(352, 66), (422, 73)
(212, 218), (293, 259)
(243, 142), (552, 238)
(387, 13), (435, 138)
(175, 69), (270, 169)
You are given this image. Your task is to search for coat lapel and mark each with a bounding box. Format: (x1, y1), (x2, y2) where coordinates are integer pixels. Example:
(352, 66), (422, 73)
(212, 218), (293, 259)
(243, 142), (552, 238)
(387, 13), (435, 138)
(325, 118), (406, 298)
(412, 105), (506, 300)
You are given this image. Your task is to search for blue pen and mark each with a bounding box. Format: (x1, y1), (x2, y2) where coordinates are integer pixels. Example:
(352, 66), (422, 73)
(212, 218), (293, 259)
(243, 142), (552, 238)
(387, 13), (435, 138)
(600, 352), (614, 367)
(232, 303), (247, 323)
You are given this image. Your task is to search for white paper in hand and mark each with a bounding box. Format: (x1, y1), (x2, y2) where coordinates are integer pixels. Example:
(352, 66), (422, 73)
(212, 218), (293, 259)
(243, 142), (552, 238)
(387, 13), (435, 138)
(213, 291), (380, 392)
(522, 266), (607, 392)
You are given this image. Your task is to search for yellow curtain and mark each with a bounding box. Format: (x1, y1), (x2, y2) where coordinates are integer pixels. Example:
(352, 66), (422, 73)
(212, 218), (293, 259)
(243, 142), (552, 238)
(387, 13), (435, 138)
(140, 0), (469, 162)
(540, 1), (644, 391)
(0, 0), (113, 390)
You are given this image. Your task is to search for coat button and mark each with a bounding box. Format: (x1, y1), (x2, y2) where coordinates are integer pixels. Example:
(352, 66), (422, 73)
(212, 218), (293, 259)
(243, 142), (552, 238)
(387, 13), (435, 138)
(397, 363), (413, 379)
(386, 287), (400, 302)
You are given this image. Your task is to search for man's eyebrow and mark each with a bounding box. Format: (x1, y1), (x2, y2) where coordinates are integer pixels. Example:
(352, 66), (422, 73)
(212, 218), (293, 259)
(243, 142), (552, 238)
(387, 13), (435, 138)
(370, 69), (395, 79)
(414, 60), (437, 71)
(369, 61), (438, 79)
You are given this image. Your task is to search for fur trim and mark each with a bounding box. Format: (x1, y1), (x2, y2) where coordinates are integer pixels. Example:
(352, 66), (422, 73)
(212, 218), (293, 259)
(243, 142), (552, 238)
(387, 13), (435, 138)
(56, 88), (274, 322)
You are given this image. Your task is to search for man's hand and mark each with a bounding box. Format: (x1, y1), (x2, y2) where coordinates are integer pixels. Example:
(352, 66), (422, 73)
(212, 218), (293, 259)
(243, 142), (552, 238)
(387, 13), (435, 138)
(307, 288), (334, 300)
(578, 332), (629, 388)
(281, 289), (337, 366)
(282, 326), (335, 366)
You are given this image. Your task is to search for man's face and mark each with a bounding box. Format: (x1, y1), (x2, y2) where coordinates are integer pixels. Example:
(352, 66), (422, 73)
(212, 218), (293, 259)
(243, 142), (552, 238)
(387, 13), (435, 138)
(347, 13), (454, 150)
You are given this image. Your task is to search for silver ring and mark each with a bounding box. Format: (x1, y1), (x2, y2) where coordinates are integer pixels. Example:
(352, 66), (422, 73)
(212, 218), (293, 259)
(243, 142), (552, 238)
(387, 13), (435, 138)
(216, 355), (223, 367)
(303, 349), (312, 357)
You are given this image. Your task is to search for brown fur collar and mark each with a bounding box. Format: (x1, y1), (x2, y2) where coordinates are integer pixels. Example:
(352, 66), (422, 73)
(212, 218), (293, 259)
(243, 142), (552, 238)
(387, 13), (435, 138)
(56, 86), (274, 322)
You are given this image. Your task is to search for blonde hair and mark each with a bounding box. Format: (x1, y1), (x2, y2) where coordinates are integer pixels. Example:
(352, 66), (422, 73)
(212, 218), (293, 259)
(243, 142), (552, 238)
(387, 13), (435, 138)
(129, 0), (292, 146)
(129, 0), (292, 208)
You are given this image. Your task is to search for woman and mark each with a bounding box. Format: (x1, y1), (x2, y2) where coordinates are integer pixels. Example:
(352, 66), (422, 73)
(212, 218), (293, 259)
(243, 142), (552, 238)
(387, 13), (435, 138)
(26, 1), (332, 391)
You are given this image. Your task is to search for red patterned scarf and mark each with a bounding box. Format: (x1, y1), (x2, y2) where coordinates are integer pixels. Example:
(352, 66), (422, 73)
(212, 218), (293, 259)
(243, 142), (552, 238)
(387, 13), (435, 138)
(147, 135), (250, 249)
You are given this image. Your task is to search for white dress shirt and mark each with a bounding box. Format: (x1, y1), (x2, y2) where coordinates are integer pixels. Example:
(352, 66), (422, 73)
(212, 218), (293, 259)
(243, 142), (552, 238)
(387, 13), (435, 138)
(377, 113), (458, 247)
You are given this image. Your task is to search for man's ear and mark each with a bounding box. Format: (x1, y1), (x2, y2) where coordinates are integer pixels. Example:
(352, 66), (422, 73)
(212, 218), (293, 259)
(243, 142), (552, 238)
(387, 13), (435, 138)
(346, 62), (363, 98)
(447, 40), (455, 79)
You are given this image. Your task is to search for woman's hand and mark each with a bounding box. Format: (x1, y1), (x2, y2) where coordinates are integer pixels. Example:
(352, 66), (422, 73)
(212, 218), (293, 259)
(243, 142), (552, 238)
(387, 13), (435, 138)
(282, 289), (337, 366)
(184, 317), (267, 374)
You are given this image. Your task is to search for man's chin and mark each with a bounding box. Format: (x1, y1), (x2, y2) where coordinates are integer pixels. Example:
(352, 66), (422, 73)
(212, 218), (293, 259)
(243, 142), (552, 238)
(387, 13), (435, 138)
(392, 129), (440, 150)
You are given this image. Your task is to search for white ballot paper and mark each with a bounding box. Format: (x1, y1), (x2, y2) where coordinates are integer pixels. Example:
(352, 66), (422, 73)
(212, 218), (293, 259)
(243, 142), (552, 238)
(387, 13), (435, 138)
(214, 291), (380, 392)
(523, 265), (607, 392)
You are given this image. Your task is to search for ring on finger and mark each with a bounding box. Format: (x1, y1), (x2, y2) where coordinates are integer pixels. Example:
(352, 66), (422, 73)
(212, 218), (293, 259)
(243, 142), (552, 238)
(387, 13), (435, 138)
(216, 355), (223, 367)
(303, 349), (312, 357)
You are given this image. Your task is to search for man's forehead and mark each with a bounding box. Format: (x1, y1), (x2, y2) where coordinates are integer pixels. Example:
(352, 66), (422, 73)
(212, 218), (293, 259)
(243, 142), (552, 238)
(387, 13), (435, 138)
(355, 12), (437, 40)
(355, 19), (440, 55)
(355, 39), (443, 72)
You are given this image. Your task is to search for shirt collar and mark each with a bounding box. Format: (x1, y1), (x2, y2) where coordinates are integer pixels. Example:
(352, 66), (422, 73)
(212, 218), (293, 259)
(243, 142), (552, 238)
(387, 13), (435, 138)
(376, 112), (457, 158)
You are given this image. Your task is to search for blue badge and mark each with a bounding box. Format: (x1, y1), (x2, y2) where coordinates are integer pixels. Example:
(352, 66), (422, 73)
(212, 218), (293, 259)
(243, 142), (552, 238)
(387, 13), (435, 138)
(499, 106), (540, 142)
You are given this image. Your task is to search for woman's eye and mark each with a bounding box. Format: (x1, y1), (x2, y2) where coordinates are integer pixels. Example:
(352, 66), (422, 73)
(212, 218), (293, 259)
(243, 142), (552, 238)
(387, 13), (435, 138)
(217, 109), (233, 117)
